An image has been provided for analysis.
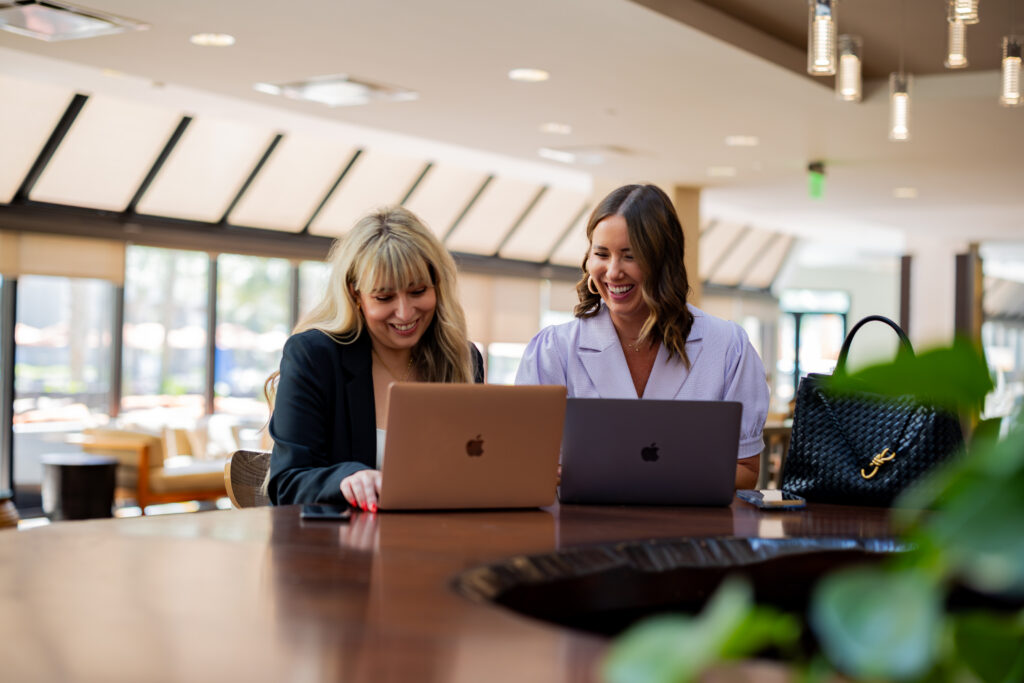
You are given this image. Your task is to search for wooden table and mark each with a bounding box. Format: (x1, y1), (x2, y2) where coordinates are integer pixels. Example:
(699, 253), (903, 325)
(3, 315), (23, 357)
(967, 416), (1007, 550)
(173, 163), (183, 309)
(0, 502), (896, 682)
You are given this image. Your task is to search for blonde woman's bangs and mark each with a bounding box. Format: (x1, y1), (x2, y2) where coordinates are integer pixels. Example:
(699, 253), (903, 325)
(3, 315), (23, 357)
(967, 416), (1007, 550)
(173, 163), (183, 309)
(352, 237), (433, 295)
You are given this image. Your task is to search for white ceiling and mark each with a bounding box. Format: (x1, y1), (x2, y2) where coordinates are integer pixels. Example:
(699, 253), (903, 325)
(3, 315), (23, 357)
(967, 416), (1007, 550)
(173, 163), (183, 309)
(0, 0), (1021, 257)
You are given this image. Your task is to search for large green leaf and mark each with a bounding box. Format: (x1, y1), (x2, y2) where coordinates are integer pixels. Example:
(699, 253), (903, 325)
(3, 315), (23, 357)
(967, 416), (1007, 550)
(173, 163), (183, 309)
(602, 578), (799, 683)
(952, 611), (1024, 683)
(810, 566), (943, 680)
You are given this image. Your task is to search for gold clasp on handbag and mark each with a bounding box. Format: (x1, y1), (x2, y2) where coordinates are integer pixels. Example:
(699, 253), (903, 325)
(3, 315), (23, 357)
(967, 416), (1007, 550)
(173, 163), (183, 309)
(860, 448), (896, 479)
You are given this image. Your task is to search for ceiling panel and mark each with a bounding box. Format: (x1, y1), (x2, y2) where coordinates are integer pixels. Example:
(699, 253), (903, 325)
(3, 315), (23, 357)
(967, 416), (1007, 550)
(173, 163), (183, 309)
(0, 75), (76, 203)
(31, 94), (182, 211)
(710, 228), (778, 287)
(743, 233), (795, 289)
(402, 163), (487, 240)
(135, 116), (274, 222)
(548, 209), (590, 268)
(499, 190), (589, 262)
(309, 150), (424, 238)
(228, 135), (358, 232)
(446, 177), (540, 255)
(698, 220), (748, 281)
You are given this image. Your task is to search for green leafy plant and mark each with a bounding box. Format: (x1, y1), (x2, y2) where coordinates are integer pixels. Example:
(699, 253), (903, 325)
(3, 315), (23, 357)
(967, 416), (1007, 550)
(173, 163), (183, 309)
(603, 338), (1024, 683)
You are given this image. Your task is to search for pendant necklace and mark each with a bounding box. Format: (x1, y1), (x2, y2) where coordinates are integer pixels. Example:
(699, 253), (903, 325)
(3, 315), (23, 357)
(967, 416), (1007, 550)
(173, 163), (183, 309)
(372, 347), (414, 381)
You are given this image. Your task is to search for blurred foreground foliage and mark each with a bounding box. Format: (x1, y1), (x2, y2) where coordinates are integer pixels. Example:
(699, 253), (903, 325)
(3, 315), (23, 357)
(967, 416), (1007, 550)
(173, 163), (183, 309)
(604, 338), (1024, 682)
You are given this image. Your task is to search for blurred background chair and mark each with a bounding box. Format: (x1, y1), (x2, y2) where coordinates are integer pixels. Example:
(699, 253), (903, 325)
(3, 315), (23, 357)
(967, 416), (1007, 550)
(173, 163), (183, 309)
(224, 450), (271, 508)
(75, 428), (227, 513)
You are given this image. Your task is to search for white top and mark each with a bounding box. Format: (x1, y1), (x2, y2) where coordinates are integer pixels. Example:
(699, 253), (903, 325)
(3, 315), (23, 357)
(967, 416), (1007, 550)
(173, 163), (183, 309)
(515, 304), (770, 459)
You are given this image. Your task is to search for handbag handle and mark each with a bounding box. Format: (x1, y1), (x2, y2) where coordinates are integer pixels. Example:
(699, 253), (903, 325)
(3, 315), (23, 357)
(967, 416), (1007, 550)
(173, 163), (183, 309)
(834, 315), (914, 374)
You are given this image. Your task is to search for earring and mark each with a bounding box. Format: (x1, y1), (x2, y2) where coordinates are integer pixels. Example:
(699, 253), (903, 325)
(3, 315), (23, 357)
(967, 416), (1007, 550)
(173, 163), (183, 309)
(587, 275), (600, 295)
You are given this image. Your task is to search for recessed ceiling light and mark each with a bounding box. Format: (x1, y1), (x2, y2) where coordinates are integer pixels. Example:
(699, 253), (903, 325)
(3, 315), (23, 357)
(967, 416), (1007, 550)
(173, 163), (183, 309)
(707, 166), (738, 177)
(893, 187), (918, 199)
(253, 74), (418, 107)
(725, 135), (759, 147)
(509, 68), (550, 83)
(539, 122), (572, 135)
(190, 33), (235, 47)
(0, 1), (148, 41)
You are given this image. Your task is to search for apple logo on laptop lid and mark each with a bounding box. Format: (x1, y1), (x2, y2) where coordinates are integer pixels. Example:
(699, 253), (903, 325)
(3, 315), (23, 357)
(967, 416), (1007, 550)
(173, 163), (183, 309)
(641, 442), (660, 462)
(466, 435), (484, 457)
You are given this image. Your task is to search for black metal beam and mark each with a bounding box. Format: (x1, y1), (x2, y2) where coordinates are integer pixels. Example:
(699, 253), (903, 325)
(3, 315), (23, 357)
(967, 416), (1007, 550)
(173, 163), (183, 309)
(493, 186), (547, 258)
(219, 132), (284, 225)
(289, 262), (301, 330)
(0, 202), (334, 261)
(126, 116), (192, 214)
(451, 252), (579, 282)
(0, 278), (16, 495)
(400, 162), (433, 205)
(0, 201), (583, 281)
(703, 225), (751, 284)
(734, 232), (781, 289)
(205, 256), (217, 416)
(109, 284), (124, 419)
(14, 94), (89, 203)
(542, 202), (590, 265)
(443, 175), (493, 243)
(302, 148), (362, 234)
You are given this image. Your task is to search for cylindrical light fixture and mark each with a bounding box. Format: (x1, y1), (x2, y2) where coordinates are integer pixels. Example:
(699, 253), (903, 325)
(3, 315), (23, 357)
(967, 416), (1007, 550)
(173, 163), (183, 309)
(1001, 36), (1022, 107)
(836, 34), (862, 101)
(952, 0), (980, 24)
(807, 0), (838, 75)
(945, 19), (969, 68)
(889, 73), (912, 141)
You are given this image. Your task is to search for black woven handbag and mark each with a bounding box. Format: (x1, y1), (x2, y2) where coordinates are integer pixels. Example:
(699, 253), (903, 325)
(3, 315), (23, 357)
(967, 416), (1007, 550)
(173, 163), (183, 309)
(780, 315), (964, 507)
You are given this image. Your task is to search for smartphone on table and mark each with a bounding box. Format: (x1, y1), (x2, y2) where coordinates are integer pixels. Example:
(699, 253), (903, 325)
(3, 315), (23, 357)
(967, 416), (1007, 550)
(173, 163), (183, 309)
(736, 489), (806, 510)
(300, 504), (352, 521)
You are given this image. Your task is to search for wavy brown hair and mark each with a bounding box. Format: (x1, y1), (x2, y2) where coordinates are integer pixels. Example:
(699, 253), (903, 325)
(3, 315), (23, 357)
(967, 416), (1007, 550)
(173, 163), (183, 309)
(574, 184), (695, 366)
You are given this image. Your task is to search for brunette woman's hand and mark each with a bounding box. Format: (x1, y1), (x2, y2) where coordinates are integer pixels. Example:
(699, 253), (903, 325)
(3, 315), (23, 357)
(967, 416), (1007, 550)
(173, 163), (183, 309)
(340, 469), (382, 512)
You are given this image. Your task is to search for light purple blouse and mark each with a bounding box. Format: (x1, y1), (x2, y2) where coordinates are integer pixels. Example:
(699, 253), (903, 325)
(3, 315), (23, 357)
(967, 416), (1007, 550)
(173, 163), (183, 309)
(515, 304), (769, 459)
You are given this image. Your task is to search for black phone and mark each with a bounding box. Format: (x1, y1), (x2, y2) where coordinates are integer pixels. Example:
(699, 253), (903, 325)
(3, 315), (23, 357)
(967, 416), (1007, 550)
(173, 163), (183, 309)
(736, 489), (807, 510)
(300, 504), (352, 521)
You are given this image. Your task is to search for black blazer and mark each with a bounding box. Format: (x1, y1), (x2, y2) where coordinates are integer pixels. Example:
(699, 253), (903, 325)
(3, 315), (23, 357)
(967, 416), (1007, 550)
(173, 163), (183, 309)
(268, 329), (484, 505)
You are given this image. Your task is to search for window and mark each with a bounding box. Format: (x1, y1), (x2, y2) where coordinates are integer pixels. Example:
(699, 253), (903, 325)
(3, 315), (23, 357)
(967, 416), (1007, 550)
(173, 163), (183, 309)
(298, 259), (330, 321)
(13, 275), (114, 500)
(215, 254), (290, 419)
(777, 290), (849, 406)
(122, 246), (209, 423)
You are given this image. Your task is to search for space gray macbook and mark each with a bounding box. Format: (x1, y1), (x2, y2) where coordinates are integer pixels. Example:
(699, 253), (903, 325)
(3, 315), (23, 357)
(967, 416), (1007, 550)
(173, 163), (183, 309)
(558, 398), (742, 506)
(378, 383), (567, 510)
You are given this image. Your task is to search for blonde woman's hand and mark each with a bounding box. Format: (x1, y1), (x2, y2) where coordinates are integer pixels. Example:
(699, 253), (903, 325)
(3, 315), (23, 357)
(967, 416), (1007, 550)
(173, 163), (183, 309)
(340, 469), (382, 512)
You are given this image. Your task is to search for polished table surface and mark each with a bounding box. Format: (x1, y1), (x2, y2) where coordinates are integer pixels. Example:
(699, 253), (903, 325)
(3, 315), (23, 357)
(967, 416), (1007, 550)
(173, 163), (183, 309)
(0, 502), (896, 682)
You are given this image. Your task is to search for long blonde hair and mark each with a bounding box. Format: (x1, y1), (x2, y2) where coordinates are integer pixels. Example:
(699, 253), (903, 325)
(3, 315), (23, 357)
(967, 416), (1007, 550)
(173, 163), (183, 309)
(265, 206), (474, 406)
(574, 184), (695, 367)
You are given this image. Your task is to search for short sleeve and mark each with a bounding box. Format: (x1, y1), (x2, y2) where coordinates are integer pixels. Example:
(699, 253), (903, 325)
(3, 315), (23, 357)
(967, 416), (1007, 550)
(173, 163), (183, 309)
(722, 326), (770, 459)
(515, 326), (568, 386)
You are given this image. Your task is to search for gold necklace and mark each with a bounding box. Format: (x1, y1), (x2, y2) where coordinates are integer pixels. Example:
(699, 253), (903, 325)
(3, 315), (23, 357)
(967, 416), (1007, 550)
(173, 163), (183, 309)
(372, 347), (414, 381)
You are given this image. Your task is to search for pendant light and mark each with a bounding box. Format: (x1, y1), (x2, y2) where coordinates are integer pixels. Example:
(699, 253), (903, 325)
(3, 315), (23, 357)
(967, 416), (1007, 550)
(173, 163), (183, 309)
(945, 21), (969, 68)
(952, 0), (980, 24)
(1002, 2), (1022, 107)
(836, 34), (862, 101)
(889, 73), (912, 140)
(889, 0), (911, 141)
(807, 0), (838, 75)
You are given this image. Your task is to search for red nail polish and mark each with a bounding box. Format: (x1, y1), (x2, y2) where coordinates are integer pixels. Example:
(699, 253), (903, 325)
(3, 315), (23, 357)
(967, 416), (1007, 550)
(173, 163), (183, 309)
(370, 503), (377, 513)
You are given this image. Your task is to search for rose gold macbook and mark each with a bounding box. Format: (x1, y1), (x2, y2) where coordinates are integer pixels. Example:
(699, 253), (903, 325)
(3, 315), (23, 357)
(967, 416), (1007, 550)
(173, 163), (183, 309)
(378, 383), (567, 510)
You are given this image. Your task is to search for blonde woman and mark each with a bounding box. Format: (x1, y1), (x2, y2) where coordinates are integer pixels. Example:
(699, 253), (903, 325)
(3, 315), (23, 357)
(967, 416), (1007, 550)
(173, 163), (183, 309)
(266, 207), (483, 510)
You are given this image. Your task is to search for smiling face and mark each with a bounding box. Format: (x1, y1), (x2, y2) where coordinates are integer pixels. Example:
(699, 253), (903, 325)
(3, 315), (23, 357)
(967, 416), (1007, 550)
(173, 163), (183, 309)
(586, 213), (648, 322)
(357, 281), (437, 353)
